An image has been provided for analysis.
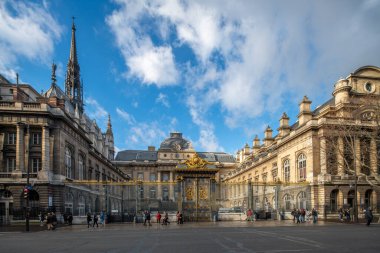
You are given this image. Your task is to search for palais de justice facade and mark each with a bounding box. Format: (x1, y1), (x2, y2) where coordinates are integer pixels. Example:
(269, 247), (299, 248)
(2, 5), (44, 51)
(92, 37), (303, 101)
(1, 19), (379, 223)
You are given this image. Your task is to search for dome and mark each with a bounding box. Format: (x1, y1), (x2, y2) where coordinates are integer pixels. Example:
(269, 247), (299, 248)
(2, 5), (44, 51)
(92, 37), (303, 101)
(159, 132), (193, 151)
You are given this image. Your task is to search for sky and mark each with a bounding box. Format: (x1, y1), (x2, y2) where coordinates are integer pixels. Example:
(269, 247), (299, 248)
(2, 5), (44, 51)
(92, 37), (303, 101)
(1, 0), (380, 155)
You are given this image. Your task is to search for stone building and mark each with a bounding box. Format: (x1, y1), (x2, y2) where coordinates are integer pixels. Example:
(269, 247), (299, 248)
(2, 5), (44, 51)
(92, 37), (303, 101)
(0, 21), (126, 224)
(224, 66), (380, 219)
(114, 132), (236, 214)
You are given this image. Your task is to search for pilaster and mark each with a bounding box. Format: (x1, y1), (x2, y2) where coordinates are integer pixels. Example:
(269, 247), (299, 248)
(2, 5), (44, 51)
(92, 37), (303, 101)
(370, 138), (377, 176)
(15, 123), (24, 172)
(319, 137), (327, 174)
(337, 137), (345, 176)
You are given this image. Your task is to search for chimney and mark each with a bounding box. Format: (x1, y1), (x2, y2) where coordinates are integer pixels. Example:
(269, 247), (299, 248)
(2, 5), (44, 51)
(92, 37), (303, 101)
(148, 146), (156, 151)
(298, 96), (312, 125)
(278, 112), (291, 137)
(264, 126), (274, 146)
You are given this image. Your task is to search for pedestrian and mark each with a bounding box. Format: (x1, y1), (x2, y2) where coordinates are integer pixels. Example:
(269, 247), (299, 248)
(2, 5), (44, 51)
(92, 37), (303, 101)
(291, 208), (296, 223)
(100, 211), (105, 227)
(312, 208), (318, 224)
(93, 213), (99, 227)
(68, 213), (73, 225)
(47, 212), (53, 230)
(144, 210), (151, 226)
(176, 211), (180, 224)
(87, 212), (92, 228)
(365, 208), (373, 226)
(39, 212), (45, 227)
(246, 209), (253, 222)
(179, 212), (183, 224)
(338, 208), (343, 222)
(296, 209), (301, 224)
(156, 211), (161, 224)
(52, 212), (57, 230)
(162, 211), (170, 225)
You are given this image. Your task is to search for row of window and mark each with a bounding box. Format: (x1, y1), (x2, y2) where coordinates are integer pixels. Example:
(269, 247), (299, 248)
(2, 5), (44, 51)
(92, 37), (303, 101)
(239, 153), (307, 184)
(5, 132), (42, 145)
(136, 172), (171, 181)
(138, 186), (170, 200)
(4, 157), (41, 173)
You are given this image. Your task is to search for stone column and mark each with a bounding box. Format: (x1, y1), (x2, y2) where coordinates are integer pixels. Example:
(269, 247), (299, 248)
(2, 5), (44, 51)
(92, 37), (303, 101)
(169, 171), (174, 201)
(370, 138), (377, 176)
(24, 128), (30, 174)
(0, 133), (4, 167)
(157, 171), (162, 200)
(15, 123), (24, 173)
(38, 126), (51, 180)
(319, 137), (327, 174)
(337, 137), (345, 176)
(354, 138), (361, 175)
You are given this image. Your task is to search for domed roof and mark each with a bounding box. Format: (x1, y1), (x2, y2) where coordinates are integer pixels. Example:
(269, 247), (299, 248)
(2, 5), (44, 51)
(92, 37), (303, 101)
(159, 132), (193, 151)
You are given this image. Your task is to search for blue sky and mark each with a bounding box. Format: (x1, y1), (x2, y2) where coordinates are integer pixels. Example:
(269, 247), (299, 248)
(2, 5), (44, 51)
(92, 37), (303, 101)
(1, 0), (380, 155)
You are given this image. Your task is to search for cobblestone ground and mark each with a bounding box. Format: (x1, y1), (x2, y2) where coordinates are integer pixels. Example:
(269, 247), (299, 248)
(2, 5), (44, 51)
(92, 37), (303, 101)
(0, 220), (379, 253)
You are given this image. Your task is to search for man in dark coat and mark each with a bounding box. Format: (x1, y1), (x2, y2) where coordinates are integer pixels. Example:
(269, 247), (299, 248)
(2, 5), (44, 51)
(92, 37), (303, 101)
(365, 208), (373, 226)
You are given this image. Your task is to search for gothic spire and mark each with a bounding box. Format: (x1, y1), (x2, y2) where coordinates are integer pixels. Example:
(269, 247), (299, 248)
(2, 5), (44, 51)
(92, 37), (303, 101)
(65, 17), (83, 113)
(106, 114), (113, 135)
(51, 62), (57, 86)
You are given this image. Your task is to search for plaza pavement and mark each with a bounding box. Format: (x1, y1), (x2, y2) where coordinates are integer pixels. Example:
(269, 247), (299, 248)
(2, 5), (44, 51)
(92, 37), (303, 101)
(0, 220), (379, 253)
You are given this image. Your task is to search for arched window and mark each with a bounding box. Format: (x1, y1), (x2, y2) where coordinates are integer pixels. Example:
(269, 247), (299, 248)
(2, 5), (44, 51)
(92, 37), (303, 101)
(283, 159), (290, 182)
(297, 154), (306, 180)
(65, 147), (72, 179)
(78, 195), (85, 216)
(78, 155), (84, 180)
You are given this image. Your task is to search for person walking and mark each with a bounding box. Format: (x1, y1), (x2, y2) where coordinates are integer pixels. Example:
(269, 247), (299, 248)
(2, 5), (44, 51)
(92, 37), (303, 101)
(93, 213), (99, 228)
(100, 211), (105, 227)
(246, 209), (253, 222)
(46, 212), (53, 230)
(365, 208), (373, 226)
(52, 212), (57, 230)
(156, 212), (161, 224)
(87, 212), (92, 228)
(144, 210), (151, 226)
(39, 212), (45, 227)
(176, 211), (180, 224)
(312, 208), (318, 224)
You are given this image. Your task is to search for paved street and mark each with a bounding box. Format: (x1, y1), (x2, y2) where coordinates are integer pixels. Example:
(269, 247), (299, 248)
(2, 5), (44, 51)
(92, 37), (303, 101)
(0, 221), (379, 253)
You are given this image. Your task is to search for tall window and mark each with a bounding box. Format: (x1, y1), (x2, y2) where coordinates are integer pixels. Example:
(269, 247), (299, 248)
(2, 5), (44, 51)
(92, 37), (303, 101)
(78, 195), (85, 216)
(78, 155), (84, 180)
(65, 193), (74, 214)
(7, 133), (16, 145)
(65, 147), (72, 179)
(297, 154), (306, 181)
(6, 157), (16, 172)
(31, 158), (41, 173)
(32, 133), (41, 145)
(150, 173), (156, 182)
(284, 194), (292, 210)
(283, 159), (290, 182)
(162, 187), (169, 201)
(149, 187), (156, 199)
(162, 173), (169, 182)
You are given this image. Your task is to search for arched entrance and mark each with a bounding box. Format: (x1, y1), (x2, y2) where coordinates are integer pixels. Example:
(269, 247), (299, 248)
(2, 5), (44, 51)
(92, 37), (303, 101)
(0, 190), (13, 225)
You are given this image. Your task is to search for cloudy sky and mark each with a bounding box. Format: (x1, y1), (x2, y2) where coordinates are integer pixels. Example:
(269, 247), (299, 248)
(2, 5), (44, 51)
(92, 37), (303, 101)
(1, 0), (380, 154)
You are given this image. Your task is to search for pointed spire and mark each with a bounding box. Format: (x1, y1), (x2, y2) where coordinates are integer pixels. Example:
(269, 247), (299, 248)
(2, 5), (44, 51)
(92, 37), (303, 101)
(65, 17), (83, 113)
(106, 114), (113, 135)
(69, 16), (78, 64)
(51, 62), (57, 86)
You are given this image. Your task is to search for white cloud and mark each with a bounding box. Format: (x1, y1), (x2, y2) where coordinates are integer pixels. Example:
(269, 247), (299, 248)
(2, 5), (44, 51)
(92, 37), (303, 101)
(106, 0), (179, 86)
(155, 93), (170, 108)
(108, 0), (380, 148)
(0, 0), (62, 79)
(116, 107), (136, 125)
(85, 97), (108, 128)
